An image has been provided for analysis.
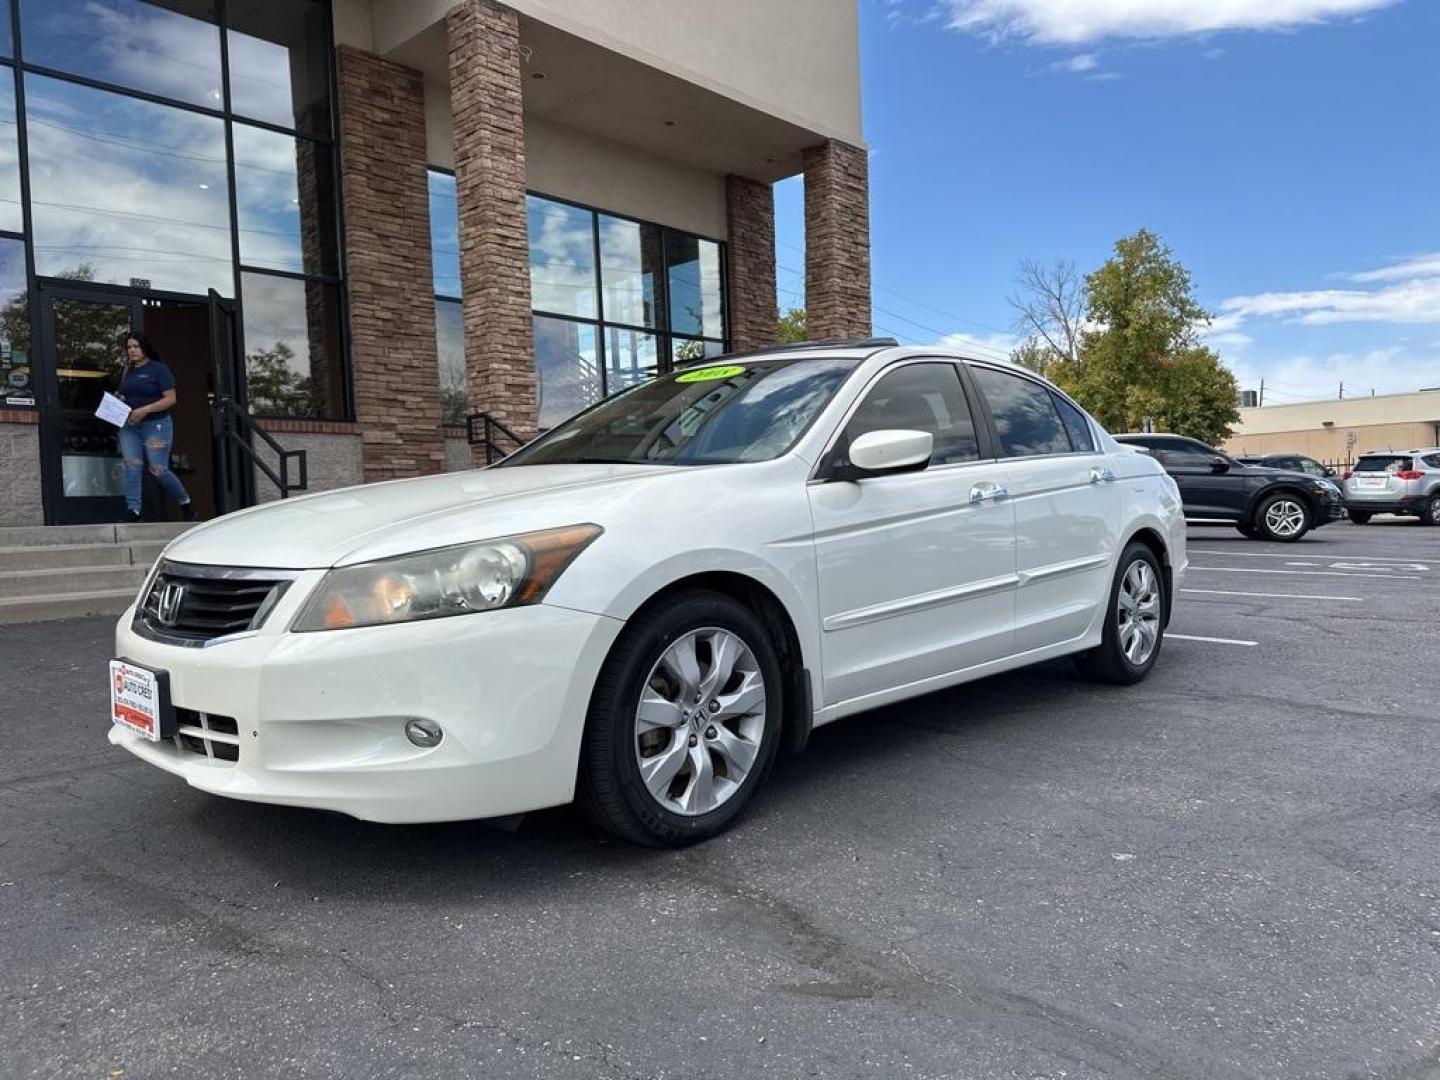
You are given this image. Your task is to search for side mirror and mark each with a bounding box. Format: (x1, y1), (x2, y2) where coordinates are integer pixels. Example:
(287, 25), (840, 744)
(826, 429), (933, 481)
(1209, 457), (1230, 474)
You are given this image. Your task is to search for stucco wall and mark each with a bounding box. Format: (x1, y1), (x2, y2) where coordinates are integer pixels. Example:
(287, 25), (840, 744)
(353, 0), (862, 146)
(0, 420), (42, 526)
(253, 432), (365, 505)
(1224, 422), (1440, 463)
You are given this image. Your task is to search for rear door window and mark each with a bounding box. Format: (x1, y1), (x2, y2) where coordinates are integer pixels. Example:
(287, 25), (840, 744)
(970, 366), (1071, 457)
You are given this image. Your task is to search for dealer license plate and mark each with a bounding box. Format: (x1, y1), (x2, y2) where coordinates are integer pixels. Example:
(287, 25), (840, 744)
(109, 659), (176, 742)
(1356, 476), (1386, 489)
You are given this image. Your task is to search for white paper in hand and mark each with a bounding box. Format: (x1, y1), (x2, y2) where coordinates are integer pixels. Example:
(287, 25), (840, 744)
(95, 392), (131, 428)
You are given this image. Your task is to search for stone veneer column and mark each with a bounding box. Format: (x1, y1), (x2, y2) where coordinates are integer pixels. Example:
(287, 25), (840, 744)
(335, 46), (445, 481)
(803, 140), (872, 340)
(724, 175), (778, 351)
(447, 0), (536, 453)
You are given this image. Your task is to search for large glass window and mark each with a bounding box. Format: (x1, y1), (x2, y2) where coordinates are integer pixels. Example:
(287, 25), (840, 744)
(21, 0), (222, 110)
(435, 298), (465, 426)
(0, 74), (22, 233)
(25, 74), (233, 295)
(226, 0), (331, 136)
(598, 214), (662, 329)
(0, 238), (31, 406)
(528, 196), (597, 320)
(429, 171), (460, 299)
(233, 121), (337, 276)
(665, 233), (723, 340)
(240, 270), (344, 419)
(535, 316), (600, 431)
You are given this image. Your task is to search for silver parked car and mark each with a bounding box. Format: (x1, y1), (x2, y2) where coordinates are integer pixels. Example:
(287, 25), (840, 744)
(1342, 449), (1440, 525)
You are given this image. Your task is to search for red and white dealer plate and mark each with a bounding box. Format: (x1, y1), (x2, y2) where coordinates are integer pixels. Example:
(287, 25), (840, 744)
(109, 659), (173, 742)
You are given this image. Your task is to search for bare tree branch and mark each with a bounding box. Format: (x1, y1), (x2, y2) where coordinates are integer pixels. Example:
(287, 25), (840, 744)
(1008, 258), (1086, 373)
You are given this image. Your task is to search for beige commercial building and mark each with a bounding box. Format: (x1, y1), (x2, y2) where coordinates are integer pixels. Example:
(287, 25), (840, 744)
(0, 0), (869, 527)
(1224, 391), (1440, 465)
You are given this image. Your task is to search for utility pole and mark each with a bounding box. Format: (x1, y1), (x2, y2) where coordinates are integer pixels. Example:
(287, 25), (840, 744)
(1259, 379), (1265, 407)
(1339, 382), (1345, 400)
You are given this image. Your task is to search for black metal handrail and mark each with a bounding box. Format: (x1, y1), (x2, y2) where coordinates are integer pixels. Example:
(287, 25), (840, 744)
(466, 411), (526, 465)
(215, 398), (308, 498)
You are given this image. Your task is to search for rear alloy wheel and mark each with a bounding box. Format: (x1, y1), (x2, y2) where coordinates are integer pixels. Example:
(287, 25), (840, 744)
(1254, 493), (1311, 542)
(1423, 494), (1440, 527)
(1076, 542), (1165, 685)
(577, 591), (782, 847)
(1347, 510), (1372, 525)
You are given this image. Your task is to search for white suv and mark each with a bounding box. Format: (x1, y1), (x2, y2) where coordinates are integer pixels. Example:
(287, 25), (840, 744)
(1343, 449), (1440, 525)
(109, 342), (1186, 846)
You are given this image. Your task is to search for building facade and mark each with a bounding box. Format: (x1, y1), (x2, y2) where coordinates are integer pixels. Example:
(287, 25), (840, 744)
(0, 0), (869, 526)
(1224, 391), (1440, 466)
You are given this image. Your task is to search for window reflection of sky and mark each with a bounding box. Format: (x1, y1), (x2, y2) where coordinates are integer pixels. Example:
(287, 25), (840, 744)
(435, 298), (466, 424)
(429, 171), (460, 298)
(26, 74), (233, 294)
(0, 75), (24, 233)
(233, 121), (332, 275)
(22, 0), (223, 110)
(528, 197), (596, 319)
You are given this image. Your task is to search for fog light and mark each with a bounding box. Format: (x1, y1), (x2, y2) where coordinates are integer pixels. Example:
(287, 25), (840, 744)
(404, 718), (443, 748)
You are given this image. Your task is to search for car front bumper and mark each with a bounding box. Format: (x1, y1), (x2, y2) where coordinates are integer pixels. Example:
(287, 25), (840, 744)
(110, 603), (624, 823)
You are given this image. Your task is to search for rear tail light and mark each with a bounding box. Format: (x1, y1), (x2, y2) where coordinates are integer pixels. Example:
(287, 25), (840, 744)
(1341, 471), (1353, 480)
(1395, 470), (1425, 480)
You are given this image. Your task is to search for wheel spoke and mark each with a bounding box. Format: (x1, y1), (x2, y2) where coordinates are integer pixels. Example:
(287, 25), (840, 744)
(713, 670), (765, 721)
(639, 736), (688, 800)
(699, 630), (742, 699)
(678, 743), (716, 814)
(636, 689), (683, 732)
(661, 634), (703, 699)
(710, 725), (759, 777)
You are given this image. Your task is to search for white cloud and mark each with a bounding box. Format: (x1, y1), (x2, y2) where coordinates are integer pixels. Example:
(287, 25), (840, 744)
(941, 0), (1398, 45)
(1346, 252), (1440, 283)
(1232, 346), (1440, 403)
(1053, 52), (1099, 72)
(1085, 71), (1124, 82)
(936, 331), (1019, 358)
(1206, 330), (1254, 349)
(1220, 278), (1440, 326)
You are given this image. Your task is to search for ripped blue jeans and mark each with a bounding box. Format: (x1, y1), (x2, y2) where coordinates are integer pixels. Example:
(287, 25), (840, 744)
(117, 413), (191, 513)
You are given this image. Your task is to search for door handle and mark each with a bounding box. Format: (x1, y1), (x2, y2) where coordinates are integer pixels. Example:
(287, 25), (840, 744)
(969, 482), (1009, 504)
(1090, 465), (1117, 484)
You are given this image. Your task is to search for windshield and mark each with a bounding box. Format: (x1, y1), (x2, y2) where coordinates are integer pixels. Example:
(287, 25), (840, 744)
(502, 358), (859, 467)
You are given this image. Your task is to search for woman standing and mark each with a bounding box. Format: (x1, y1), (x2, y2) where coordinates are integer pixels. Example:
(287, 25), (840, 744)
(116, 332), (195, 522)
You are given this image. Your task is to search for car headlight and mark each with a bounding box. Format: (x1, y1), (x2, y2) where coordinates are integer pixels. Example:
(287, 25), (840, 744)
(292, 524), (603, 632)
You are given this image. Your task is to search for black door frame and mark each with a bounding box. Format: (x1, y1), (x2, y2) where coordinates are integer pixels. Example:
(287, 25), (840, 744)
(34, 277), (246, 525)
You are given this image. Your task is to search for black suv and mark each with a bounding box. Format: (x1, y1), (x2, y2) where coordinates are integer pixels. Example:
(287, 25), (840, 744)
(1115, 434), (1345, 542)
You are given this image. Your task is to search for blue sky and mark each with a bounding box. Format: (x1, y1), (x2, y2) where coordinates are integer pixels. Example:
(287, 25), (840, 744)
(775, 0), (1439, 405)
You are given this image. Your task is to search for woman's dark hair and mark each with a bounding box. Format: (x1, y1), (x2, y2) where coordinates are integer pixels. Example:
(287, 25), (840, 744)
(123, 331), (160, 363)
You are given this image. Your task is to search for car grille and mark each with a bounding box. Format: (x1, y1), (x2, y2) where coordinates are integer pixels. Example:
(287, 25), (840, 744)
(136, 560), (294, 645)
(174, 708), (241, 763)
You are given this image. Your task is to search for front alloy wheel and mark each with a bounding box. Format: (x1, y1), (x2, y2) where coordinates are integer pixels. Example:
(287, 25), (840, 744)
(634, 628), (766, 816)
(1255, 494), (1310, 542)
(577, 590), (783, 846)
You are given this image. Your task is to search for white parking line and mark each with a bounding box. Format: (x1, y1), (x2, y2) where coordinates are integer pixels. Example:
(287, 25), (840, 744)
(1188, 566), (1421, 580)
(1181, 588), (1362, 602)
(1189, 550), (1430, 564)
(1168, 633), (1258, 647)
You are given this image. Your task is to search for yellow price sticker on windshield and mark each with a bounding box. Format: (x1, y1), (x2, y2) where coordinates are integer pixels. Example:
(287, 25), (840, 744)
(675, 364), (745, 384)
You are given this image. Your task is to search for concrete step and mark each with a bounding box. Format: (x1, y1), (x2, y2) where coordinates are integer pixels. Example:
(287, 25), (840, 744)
(0, 540), (170, 573)
(0, 588), (137, 625)
(0, 522), (192, 548)
(0, 563), (148, 600)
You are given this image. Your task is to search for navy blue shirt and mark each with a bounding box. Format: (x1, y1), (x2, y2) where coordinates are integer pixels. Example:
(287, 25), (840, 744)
(118, 361), (175, 411)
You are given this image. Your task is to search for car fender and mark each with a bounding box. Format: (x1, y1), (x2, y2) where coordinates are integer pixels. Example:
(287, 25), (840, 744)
(1245, 482), (1316, 524)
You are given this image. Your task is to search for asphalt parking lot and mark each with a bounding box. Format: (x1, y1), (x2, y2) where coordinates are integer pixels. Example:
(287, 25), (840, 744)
(3, 520), (1438, 1080)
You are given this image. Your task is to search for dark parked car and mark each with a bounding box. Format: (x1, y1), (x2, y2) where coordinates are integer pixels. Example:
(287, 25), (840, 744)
(1234, 452), (1339, 482)
(1115, 434), (1345, 542)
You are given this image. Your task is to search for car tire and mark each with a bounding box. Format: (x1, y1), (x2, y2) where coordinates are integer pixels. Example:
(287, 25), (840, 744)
(576, 589), (783, 847)
(1347, 510), (1372, 525)
(1075, 542), (1166, 686)
(1253, 492), (1311, 542)
(1422, 495), (1440, 527)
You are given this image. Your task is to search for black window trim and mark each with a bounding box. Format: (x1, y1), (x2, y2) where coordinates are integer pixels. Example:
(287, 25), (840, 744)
(808, 356), (997, 483)
(963, 359), (1103, 462)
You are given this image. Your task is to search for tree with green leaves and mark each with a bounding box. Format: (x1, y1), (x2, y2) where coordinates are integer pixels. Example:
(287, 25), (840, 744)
(245, 341), (313, 417)
(777, 306), (806, 344)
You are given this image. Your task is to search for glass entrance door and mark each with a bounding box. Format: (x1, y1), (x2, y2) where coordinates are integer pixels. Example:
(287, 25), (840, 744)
(36, 285), (143, 524)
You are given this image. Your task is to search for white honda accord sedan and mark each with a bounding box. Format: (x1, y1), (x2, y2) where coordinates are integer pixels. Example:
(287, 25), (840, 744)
(109, 341), (1185, 846)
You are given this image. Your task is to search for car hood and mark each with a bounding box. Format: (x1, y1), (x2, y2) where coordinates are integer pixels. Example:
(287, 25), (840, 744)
(164, 464), (685, 569)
